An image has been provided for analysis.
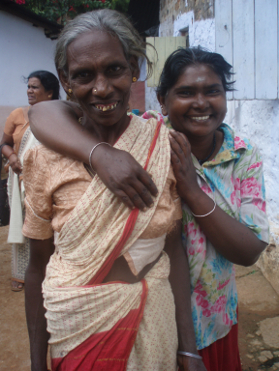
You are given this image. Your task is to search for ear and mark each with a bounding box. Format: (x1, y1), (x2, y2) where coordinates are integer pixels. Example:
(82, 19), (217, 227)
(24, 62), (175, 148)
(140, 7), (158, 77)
(157, 93), (168, 116)
(47, 90), (53, 99)
(58, 69), (71, 95)
(129, 56), (140, 80)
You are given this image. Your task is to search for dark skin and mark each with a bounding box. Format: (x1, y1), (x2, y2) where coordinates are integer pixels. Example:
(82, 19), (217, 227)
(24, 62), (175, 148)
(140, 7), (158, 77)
(29, 100), (158, 211)
(1, 78), (53, 175)
(25, 238), (55, 371)
(26, 30), (202, 371)
(27, 223), (205, 371)
(158, 64), (267, 266)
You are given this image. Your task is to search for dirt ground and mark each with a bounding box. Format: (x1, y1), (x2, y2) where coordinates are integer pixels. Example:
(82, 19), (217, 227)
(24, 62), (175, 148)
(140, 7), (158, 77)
(0, 225), (279, 371)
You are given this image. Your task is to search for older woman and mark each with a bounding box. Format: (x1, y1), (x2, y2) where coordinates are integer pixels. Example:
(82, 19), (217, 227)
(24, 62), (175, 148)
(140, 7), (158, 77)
(23, 10), (202, 371)
(0, 70), (60, 291)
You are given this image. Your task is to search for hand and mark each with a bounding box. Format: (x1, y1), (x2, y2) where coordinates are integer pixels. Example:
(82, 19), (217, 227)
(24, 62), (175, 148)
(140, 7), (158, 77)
(169, 130), (200, 201)
(178, 355), (207, 371)
(92, 145), (158, 210)
(9, 153), (22, 174)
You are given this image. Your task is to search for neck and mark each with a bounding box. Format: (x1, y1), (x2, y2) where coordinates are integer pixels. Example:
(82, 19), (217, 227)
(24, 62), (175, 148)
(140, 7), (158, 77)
(189, 131), (218, 163)
(82, 113), (130, 145)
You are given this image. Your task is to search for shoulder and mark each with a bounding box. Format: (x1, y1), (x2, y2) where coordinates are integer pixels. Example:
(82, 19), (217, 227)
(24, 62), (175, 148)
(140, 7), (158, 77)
(8, 107), (27, 120)
(24, 144), (76, 176)
(221, 123), (261, 157)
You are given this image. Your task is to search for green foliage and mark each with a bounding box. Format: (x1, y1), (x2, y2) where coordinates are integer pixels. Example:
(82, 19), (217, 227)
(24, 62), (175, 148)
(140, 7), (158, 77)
(12, 0), (130, 24)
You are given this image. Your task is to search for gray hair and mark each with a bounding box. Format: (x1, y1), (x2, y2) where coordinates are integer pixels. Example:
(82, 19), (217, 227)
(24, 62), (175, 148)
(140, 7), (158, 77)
(55, 9), (153, 78)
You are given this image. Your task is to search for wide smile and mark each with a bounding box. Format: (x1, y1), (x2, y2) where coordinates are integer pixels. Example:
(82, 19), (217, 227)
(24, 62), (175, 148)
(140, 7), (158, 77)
(93, 102), (118, 112)
(190, 115), (210, 122)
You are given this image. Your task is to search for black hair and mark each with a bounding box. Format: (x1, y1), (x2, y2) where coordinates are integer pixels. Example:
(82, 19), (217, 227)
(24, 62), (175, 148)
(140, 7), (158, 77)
(157, 46), (235, 98)
(25, 70), (60, 100)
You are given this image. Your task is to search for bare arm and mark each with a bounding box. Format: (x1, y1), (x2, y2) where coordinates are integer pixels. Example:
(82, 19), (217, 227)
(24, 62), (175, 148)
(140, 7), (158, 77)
(25, 238), (55, 371)
(164, 221), (206, 371)
(29, 100), (158, 210)
(0, 132), (22, 174)
(169, 131), (267, 267)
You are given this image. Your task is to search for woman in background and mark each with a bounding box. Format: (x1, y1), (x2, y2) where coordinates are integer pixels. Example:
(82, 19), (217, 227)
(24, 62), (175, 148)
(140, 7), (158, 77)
(0, 70), (60, 291)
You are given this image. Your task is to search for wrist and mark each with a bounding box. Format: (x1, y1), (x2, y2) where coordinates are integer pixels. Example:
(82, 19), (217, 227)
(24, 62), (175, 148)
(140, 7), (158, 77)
(177, 350), (201, 359)
(90, 143), (114, 172)
(8, 152), (16, 159)
(180, 187), (204, 206)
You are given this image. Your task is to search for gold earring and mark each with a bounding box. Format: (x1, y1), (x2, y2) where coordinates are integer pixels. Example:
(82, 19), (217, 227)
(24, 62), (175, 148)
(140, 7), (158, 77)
(93, 88), (97, 93)
(68, 89), (72, 95)
(132, 77), (137, 82)
(48, 95), (52, 98)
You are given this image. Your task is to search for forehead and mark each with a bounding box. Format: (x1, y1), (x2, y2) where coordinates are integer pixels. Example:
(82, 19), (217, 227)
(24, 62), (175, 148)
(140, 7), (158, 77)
(174, 64), (223, 87)
(28, 77), (41, 86)
(67, 30), (127, 71)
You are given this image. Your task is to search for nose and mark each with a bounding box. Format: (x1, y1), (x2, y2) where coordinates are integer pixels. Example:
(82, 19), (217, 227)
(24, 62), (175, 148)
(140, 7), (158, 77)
(193, 93), (209, 110)
(93, 74), (113, 98)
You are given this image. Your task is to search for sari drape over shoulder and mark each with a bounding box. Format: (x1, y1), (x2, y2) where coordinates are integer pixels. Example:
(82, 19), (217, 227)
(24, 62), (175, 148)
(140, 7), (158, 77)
(23, 116), (179, 371)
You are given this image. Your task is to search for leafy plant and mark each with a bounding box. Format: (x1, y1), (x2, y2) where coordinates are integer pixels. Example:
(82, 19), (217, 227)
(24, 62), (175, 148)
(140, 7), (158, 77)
(12, 0), (129, 24)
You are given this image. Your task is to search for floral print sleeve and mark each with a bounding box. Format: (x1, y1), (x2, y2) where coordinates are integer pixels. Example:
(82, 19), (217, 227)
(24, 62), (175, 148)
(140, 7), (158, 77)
(238, 145), (269, 242)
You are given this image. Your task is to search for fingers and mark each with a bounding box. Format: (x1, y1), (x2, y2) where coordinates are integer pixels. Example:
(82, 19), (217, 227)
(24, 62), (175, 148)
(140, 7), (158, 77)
(138, 169), (158, 197)
(113, 185), (151, 211)
(109, 171), (157, 210)
(169, 129), (190, 158)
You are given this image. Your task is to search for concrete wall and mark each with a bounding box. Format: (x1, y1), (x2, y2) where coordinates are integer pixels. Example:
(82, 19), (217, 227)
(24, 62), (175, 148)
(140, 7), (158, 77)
(146, 0), (215, 113)
(0, 11), (65, 130)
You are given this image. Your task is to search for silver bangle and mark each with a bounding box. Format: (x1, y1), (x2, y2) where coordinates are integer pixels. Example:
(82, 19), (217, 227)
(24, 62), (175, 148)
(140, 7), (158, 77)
(191, 199), (216, 218)
(89, 142), (111, 173)
(177, 351), (202, 360)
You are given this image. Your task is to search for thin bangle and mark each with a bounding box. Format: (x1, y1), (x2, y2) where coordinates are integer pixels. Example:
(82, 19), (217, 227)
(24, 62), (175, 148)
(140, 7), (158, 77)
(191, 199), (216, 218)
(177, 351), (202, 360)
(89, 142), (111, 173)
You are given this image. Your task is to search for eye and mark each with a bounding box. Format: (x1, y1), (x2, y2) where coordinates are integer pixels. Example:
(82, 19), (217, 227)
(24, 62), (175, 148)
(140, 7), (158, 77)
(108, 64), (122, 74)
(177, 90), (193, 97)
(71, 70), (92, 81)
(77, 71), (90, 79)
(207, 89), (220, 95)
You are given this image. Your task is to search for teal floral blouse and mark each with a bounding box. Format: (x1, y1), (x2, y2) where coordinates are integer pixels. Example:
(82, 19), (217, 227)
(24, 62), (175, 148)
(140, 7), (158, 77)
(182, 123), (269, 349)
(142, 112), (269, 350)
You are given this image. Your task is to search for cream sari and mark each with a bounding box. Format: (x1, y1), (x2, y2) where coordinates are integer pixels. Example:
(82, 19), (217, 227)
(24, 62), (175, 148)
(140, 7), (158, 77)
(43, 116), (178, 370)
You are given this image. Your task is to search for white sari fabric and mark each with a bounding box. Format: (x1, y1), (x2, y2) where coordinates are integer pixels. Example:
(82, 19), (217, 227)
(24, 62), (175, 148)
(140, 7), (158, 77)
(36, 116), (179, 370)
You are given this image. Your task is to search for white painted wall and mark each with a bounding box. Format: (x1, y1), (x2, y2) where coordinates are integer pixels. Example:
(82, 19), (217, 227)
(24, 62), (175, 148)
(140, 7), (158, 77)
(146, 10), (215, 112)
(0, 11), (64, 112)
(146, 8), (279, 239)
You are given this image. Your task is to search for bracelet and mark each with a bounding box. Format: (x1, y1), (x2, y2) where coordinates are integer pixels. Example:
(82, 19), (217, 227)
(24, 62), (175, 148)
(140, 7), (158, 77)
(177, 351), (202, 360)
(191, 199), (216, 218)
(89, 142), (111, 173)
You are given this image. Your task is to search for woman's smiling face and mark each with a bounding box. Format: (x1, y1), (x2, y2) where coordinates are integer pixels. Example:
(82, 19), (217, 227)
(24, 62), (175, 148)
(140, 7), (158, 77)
(61, 30), (137, 128)
(160, 64), (227, 139)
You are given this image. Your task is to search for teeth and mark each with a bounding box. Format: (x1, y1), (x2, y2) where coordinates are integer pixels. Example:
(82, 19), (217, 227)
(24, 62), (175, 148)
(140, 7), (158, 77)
(95, 103), (117, 111)
(192, 116), (209, 121)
